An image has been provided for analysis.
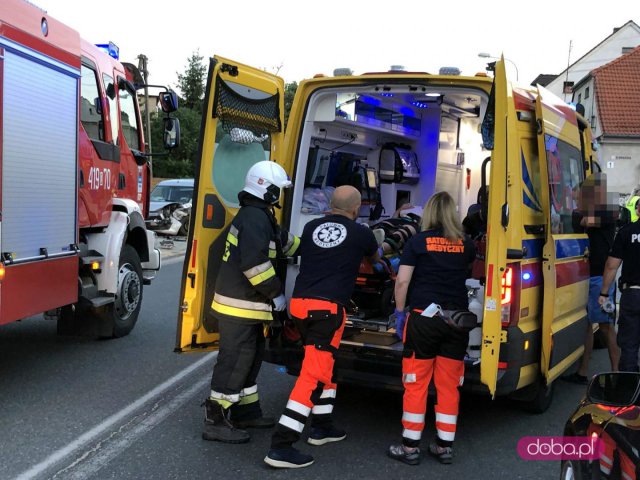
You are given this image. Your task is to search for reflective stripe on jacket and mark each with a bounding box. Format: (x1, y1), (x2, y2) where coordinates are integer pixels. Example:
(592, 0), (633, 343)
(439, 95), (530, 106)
(212, 195), (299, 322)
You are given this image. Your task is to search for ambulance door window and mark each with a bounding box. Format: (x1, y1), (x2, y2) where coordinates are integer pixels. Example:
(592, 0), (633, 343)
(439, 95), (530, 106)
(544, 134), (583, 234)
(117, 78), (141, 151)
(80, 65), (105, 141)
(102, 73), (120, 145)
(211, 123), (272, 207)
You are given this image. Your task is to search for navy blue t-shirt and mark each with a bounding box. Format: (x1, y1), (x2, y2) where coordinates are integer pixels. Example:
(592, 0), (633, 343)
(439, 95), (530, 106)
(610, 221), (640, 285)
(400, 228), (475, 310)
(293, 214), (378, 305)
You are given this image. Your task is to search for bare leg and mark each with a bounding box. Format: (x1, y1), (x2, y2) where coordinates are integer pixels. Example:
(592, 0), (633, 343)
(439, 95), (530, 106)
(577, 323), (594, 377)
(598, 324), (620, 371)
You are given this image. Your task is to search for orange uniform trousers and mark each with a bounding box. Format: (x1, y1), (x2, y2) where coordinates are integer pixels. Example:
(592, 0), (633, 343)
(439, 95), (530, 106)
(401, 310), (468, 448)
(271, 298), (346, 449)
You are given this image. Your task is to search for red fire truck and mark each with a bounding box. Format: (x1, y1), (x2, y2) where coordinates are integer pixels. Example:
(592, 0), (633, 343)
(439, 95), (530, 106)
(0, 0), (179, 336)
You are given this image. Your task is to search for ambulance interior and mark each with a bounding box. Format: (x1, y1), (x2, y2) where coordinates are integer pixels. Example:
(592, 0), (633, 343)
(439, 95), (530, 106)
(285, 84), (491, 362)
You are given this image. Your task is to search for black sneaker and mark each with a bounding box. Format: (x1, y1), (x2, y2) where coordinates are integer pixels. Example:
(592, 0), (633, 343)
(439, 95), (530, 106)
(387, 444), (420, 465)
(307, 426), (347, 445)
(561, 373), (589, 385)
(428, 442), (453, 464)
(264, 447), (314, 469)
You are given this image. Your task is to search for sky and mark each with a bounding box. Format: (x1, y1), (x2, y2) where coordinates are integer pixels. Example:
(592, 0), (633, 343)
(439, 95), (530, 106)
(35, 0), (636, 93)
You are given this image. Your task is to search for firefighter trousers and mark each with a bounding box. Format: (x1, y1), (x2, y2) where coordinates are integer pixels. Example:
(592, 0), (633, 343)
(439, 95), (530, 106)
(401, 311), (468, 449)
(209, 318), (265, 420)
(271, 298), (346, 449)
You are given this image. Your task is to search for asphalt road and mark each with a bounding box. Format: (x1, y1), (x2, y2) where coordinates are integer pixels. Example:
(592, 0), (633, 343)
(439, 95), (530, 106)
(0, 257), (609, 480)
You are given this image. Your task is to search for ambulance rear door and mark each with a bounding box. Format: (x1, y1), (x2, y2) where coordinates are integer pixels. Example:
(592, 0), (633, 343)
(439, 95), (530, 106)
(480, 58), (511, 396)
(534, 84), (589, 382)
(175, 57), (286, 353)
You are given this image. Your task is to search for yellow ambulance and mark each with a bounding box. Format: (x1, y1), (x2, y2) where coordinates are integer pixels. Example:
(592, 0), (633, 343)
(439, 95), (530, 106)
(176, 57), (596, 412)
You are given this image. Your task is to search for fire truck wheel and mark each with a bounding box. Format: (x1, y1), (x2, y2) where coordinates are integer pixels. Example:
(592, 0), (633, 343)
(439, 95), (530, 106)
(106, 245), (143, 338)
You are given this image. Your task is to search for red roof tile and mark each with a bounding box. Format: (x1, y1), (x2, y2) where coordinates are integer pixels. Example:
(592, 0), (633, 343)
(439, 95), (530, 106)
(593, 46), (640, 136)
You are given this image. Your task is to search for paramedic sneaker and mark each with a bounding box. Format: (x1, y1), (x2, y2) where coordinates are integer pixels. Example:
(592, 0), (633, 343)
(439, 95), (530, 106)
(387, 444), (421, 465)
(307, 425), (347, 445)
(428, 442), (453, 464)
(264, 447), (314, 469)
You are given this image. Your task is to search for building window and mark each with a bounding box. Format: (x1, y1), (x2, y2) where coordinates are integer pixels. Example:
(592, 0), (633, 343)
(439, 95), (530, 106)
(591, 116), (597, 130)
(578, 93), (582, 103)
(563, 81), (574, 94)
(585, 87), (590, 99)
(622, 47), (634, 54)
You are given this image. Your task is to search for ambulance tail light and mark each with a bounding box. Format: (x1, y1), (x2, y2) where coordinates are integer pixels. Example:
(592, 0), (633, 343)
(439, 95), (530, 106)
(500, 263), (521, 327)
(0, 262), (5, 283)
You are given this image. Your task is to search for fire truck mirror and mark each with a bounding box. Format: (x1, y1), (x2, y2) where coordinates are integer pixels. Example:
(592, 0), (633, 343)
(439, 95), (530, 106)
(118, 77), (136, 93)
(159, 91), (179, 113)
(94, 97), (103, 115)
(163, 117), (181, 149)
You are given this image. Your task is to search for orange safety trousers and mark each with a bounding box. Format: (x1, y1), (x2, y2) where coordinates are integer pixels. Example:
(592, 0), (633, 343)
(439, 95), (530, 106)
(271, 298), (346, 449)
(589, 424), (636, 479)
(401, 354), (464, 448)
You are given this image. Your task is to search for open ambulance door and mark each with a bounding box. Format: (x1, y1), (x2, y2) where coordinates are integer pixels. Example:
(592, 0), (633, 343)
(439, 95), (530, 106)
(480, 58), (511, 397)
(534, 84), (589, 383)
(175, 56), (286, 353)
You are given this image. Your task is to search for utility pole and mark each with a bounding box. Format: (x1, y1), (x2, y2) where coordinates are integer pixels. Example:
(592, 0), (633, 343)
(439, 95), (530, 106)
(138, 54), (153, 179)
(563, 40), (573, 103)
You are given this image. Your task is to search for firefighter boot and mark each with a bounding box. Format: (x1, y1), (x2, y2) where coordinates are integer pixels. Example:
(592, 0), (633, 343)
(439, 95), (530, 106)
(231, 401), (275, 429)
(202, 399), (250, 444)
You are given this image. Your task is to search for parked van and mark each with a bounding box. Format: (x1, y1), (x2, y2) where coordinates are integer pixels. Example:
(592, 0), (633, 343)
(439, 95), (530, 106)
(176, 57), (596, 412)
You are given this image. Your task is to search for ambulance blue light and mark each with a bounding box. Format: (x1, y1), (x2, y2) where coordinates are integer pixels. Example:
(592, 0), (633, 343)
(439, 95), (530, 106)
(411, 101), (429, 108)
(95, 42), (120, 60)
(381, 93), (394, 97)
(522, 272), (532, 281)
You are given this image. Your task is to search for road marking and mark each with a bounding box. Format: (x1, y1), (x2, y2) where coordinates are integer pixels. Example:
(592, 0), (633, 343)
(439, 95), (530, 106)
(16, 352), (216, 480)
(53, 377), (210, 479)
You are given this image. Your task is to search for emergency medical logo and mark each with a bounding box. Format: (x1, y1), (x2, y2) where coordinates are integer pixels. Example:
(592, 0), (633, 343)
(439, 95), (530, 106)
(312, 222), (347, 248)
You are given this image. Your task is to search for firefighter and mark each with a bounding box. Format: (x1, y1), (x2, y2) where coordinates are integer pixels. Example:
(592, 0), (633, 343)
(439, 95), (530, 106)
(388, 192), (475, 466)
(264, 185), (379, 468)
(599, 198), (640, 372)
(202, 161), (300, 444)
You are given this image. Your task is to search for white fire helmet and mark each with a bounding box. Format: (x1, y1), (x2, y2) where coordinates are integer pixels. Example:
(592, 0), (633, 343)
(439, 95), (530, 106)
(243, 161), (292, 204)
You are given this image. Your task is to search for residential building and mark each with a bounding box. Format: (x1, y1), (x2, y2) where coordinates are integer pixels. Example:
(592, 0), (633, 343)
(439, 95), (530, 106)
(543, 20), (640, 102)
(572, 46), (640, 197)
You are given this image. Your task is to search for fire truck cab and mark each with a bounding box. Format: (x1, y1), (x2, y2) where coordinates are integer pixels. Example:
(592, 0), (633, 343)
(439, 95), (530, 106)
(0, 0), (178, 337)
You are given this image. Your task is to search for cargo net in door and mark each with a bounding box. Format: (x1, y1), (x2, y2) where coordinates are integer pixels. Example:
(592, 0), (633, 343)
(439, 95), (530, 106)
(213, 78), (281, 137)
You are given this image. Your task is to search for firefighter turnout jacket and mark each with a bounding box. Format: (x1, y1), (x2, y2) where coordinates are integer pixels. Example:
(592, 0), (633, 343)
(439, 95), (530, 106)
(211, 193), (299, 322)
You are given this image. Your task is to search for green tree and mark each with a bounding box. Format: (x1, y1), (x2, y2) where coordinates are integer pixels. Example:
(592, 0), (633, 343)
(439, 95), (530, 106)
(284, 81), (298, 130)
(176, 50), (206, 111)
(150, 107), (201, 178)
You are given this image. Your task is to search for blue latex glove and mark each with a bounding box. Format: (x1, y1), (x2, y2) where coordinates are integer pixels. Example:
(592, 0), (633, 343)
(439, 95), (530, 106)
(394, 309), (407, 340)
(272, 294), (287, 312)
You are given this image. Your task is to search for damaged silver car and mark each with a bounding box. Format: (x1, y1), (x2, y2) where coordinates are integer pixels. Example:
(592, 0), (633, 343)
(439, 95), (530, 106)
(146, 178), (194, 236)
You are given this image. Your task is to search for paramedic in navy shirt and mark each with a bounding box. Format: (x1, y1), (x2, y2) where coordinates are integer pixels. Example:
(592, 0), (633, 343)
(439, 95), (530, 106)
(388, 191), (475, 466)
(265, 185), (379, 469)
